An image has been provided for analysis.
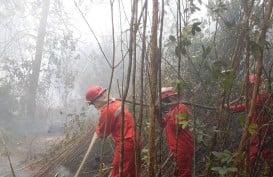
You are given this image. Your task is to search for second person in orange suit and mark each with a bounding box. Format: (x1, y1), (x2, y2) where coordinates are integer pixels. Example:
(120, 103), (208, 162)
(226, 75), (273, 173)
(157, 87), (194, 177)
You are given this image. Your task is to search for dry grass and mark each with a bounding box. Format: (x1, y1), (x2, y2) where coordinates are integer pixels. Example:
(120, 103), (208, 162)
(30, 124), (111, 177)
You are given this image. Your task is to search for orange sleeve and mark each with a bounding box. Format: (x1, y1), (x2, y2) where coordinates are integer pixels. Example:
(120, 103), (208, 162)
(229, 93), (269, 112)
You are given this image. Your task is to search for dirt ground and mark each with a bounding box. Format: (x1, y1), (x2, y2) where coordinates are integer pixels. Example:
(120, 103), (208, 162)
(0, 130), (66, 177)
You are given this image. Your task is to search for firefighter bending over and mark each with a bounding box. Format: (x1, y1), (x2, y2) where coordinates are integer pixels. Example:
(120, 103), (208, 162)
(85, 85), (140, 177)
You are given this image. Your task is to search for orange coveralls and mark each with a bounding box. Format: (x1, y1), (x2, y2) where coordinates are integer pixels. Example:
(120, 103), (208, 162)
(230, 92), (273, 164)
(162, 103), (194, 177)
(96, 100), (138, 177)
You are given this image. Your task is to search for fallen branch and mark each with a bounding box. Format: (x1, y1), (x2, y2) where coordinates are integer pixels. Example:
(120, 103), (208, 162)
(0, 130), (16, 177)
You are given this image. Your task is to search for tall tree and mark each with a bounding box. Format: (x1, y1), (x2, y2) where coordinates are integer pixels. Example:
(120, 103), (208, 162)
(148, 0), (159, 176)
(233, 0), (273, 175)
(27, 0), (51, 119)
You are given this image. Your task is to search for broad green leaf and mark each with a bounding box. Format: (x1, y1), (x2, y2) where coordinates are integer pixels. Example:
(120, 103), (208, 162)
(212, 151), (225, 159)
(176, 112), (187, 120)
(176, 113), (189, 129)
(179, 121), (189, 129)
(191, 22), (202, 35)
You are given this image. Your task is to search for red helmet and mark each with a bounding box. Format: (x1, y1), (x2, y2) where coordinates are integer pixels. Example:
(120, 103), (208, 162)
(249, 74), (255, 84)
(161, 87), (177, 100)
(85, 85), (106, 103)
(248, 74), (263, 84)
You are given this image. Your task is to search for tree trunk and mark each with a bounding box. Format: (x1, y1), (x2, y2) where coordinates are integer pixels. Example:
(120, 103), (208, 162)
(232, 0), (273, 176)
(148, 0), (159, 176)
(27, 0), (50, 119)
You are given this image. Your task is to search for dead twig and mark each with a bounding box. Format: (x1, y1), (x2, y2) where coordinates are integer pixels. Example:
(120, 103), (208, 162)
(0, 130), (16, 177)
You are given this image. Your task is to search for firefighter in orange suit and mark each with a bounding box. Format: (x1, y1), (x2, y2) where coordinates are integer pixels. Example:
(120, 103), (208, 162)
(227, 75), (273, 172)
(85, 85), (140, 177)
(157, 87), (194, 177)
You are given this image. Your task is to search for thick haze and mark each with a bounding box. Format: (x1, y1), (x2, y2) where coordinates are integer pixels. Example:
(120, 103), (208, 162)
(1, 0), (272, 176)
(0, 0), (209, 176)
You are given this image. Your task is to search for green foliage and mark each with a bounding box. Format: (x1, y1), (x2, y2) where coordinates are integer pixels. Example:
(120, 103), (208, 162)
(249, 39), (271, 52)
(169, 35), (176, 42)
(211, 64), (233, 92)
(211, 150), (238, 176)
(191, 118), (211, 146)
(205, 156), (212, 172)
(175, 37), (191, 57)
(184, 1), (201, 14)
(211, 61), (223, 80)
(176, 112), (189, 129)
(0, 85), (16, 118)
(176, 80), (184, 93)
(247, 123), (257, 135)
(237, 115), (245, 127)
(202, 45), (211, 59)
(212, 150), (236, 164)
(173, 21), (202, 57)
(219, 70), (233, 92)
(211, 166), (237, 176)
(175, 45), (187, 57)
(222, 19), (236, 29)
(211, 2), (228, 13)
(176, 112), (211, 146)
(192, 22), (202, 35)
(141, 148), (149, 165)
(64, 112), (86, 140)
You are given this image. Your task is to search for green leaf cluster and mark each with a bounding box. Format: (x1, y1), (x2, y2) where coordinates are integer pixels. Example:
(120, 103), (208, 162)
(211, 150), (238, 176)
(219, 70), (233, 91)
(247, 123), (257, 135)
(192, 22), (202, 35)
(211, 166), (237, 176)
(176, 112), (190, 129)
